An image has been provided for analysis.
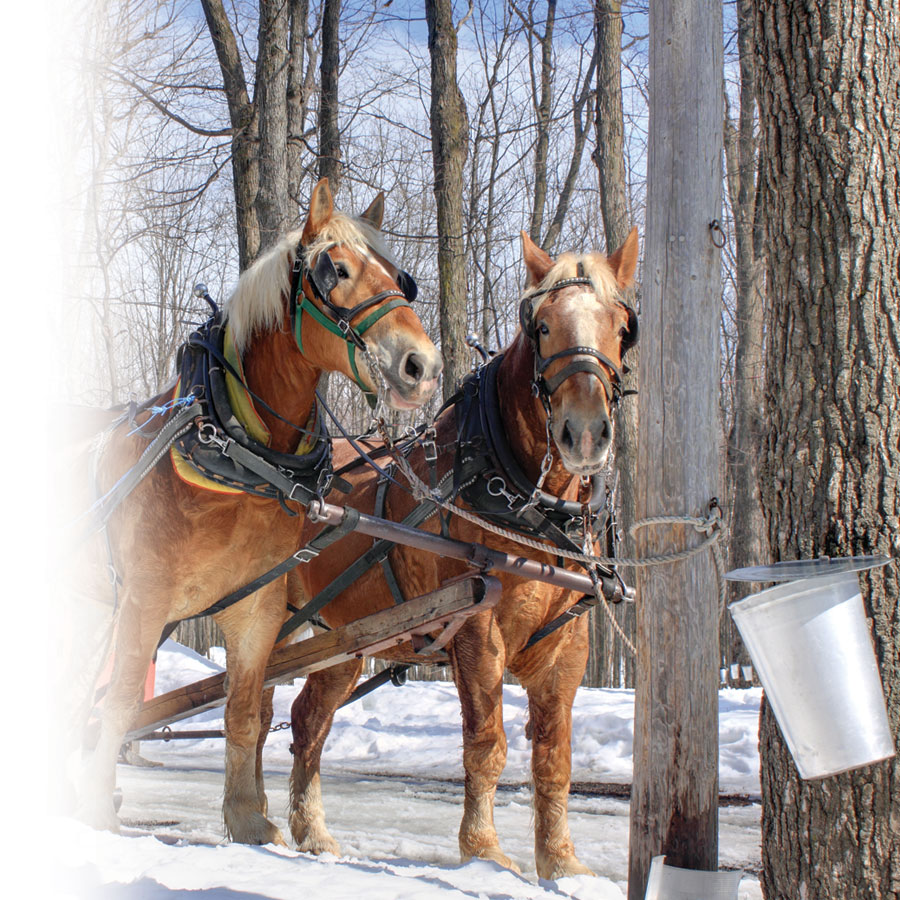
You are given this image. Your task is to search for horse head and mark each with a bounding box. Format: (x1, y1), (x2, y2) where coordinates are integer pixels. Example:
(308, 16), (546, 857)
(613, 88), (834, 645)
(297, 179), (442, 410)
(518, 228), (639, 475)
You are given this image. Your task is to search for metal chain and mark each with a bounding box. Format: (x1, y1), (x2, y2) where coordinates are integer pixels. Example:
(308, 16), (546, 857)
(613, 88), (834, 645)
(269, 721), (291, 733)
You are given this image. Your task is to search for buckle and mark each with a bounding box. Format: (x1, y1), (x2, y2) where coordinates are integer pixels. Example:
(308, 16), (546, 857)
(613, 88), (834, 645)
(422, 427), (438, 462)
(292, 547), (320, 564)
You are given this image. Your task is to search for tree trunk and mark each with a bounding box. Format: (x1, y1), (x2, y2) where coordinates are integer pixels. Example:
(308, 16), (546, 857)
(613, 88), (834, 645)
(527, 0), (556, 245)
(627, 0), (723, 896)
(425, 0), (470, 400)
(255, 0), (293, 252)
(592, 0), (637, 687)
(754, 1), (900, 896)
(318, 0), (342, 192)
(200, 0), (260, 269)
(721, 0), (766, 687)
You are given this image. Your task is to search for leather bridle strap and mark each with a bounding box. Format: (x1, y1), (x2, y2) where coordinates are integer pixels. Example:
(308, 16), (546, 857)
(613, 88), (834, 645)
(289, 246), (413, 401)
(535, 345), (625, 402)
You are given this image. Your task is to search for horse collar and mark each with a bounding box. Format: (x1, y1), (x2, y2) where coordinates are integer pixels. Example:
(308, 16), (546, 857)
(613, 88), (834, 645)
(453, 355), (606, 542)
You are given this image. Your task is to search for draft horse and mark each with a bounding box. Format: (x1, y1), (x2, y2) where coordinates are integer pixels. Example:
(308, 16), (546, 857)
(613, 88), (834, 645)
(76, 178), (442, 846)
(277, 228), (638, 878)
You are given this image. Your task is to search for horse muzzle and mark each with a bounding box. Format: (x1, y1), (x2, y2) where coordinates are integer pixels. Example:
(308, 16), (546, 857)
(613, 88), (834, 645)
(551, 408), (613, 475)
(372, 343), (443, 410)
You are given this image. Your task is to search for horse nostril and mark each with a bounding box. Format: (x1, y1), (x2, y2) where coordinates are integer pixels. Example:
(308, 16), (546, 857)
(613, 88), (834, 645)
(599, 417), (610, 443)
(402, 351), (425, 384)
(560, 420), (574, 451)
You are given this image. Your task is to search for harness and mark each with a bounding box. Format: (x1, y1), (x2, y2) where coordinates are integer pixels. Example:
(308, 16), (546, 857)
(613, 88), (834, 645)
(171, 312), (332, 503)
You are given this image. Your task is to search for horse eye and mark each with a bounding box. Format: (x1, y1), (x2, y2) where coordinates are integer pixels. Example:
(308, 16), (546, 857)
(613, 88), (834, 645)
(538, 322), (550, 336)
(335, 262), (350, 279)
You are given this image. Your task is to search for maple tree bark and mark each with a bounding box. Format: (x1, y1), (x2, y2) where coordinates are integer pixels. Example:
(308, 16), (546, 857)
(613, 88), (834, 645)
(425, 0), (470, 400)
(754, 1), (900, 896)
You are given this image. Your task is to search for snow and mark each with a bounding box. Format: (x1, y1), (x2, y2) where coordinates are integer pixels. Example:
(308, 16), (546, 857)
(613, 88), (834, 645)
(53, 641), (764, 899)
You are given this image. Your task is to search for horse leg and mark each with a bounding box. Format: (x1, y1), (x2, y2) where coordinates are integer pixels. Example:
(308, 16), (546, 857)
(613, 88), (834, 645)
(77, 594), (166, 831)
(521, 623), (593, 880)
(450, 615), (520, 873)
(217, 587), (287, 846)
(256, 686), (275, 817)
(288, 659), (363, 854)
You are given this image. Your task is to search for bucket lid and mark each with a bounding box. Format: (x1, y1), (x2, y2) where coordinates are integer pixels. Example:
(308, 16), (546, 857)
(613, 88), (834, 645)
(725, 555), (892, 582)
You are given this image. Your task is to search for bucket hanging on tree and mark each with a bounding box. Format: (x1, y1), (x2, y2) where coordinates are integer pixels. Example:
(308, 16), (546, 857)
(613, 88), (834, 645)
(726, 556), (895, 780)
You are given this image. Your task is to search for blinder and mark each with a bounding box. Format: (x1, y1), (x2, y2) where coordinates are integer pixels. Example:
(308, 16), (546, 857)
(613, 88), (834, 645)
(621, 304), (638, 354)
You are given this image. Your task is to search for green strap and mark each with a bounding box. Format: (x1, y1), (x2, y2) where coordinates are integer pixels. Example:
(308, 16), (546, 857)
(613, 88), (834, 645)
(296, 295), (412, 399)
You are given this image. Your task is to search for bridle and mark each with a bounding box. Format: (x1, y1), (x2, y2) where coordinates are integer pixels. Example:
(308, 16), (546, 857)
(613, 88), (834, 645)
(518, 267), (638, 417)
(290, 243), (418, 403)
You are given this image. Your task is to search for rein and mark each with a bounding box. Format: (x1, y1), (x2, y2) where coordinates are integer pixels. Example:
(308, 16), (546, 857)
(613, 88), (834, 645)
(290, 244), (418, 407)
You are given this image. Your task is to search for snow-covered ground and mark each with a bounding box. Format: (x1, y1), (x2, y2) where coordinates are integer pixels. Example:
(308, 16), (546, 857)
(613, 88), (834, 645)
(54, 641), (764, 899)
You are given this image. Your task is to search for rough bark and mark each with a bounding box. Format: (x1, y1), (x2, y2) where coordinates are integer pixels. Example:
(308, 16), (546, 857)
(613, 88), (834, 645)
(318, 0), (342, 192)
(526, 0), (556, 245)
(255, 0), (293, 252)
(721, 0), (766, 687)
(627, 0), (723, 896)
(425, 0), (470, 400)
(754, 1), (900, 897)
(287, 0), (316, 208)
(200, 0), (260, 269)
(592, 0), (637, 686)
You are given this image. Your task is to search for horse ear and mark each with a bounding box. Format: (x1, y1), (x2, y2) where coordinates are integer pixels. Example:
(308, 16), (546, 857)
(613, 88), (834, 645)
(607, 226), (639, 289)
(520, 231), (554, 287)
(302, 178), (334, 243)
(359, 192), (385, 231)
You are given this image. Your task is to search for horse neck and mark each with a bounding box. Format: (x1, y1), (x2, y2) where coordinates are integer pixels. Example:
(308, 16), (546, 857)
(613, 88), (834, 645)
(240, 325), (320, 453)
(496, 336), (578, 499)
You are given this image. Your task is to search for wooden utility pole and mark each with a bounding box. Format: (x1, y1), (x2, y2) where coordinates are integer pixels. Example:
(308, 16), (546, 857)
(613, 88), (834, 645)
(627, 0), (723, 896)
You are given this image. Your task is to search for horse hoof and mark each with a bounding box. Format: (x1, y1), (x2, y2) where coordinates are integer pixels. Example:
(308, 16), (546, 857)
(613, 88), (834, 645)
(226, 812), (285, 846)
(537, 855), (595, 880)
(76, 800), (120, 834)
(465, 847), (522, 875)
(289, 814), (342, 856)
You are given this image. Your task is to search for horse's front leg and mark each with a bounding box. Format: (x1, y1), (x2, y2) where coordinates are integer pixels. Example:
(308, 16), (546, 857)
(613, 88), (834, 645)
(450, 612), (520, 873)
(288, 659), (363, 854)
(256, 686), (275, 817)
(77, 589), (167, 831)
(218, 585), (287, 846)
(520, 618), (593, 880)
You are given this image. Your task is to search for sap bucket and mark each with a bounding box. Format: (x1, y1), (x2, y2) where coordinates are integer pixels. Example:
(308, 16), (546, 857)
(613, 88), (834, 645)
(643, 856), (743, 900)
(726, 557), (895, 779)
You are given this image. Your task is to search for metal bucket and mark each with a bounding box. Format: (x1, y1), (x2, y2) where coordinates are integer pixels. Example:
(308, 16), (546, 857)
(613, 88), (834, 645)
(729, 570), (895, 779)
(643, 856), (743, 900)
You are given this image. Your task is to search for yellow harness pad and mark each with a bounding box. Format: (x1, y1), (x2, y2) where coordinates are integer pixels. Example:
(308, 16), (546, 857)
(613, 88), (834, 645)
(170, 323), (319, 494)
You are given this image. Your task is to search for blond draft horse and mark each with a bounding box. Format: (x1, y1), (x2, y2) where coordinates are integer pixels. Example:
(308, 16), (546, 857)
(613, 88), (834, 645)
(276, 229), (638, 878)
(76, 179), (442, 845)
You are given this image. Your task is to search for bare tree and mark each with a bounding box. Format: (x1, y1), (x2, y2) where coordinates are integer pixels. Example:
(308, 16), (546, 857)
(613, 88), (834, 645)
(318, 0), (342, 190)
(754, 0), (900, 895)
(425, 0), (470, 400)
(721, 0), (766, 687)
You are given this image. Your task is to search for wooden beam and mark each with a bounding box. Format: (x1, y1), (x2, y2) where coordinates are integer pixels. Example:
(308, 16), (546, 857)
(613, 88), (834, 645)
(126, 575), (500, 741)
(627, 0), (724, 896)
